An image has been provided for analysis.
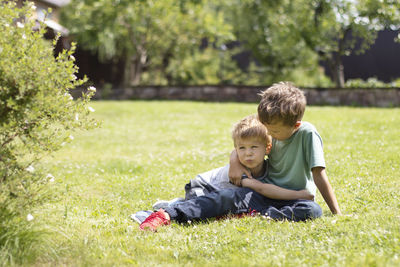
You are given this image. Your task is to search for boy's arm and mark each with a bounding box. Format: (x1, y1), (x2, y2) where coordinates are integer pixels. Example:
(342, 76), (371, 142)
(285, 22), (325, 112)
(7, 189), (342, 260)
(312, 167), (342, 214)
(241, 178), (314, 200)
(228, 149), (252, 186)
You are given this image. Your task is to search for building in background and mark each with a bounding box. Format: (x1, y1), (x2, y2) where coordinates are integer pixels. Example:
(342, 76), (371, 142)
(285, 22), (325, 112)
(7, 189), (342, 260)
(342, 30), (400, 83)
(17, 0), (70, 50)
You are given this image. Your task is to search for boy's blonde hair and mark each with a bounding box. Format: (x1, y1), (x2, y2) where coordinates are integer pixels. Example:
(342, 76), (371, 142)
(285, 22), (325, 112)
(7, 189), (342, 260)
(232, 114), (271, 146)
(258, 82), (306, 126)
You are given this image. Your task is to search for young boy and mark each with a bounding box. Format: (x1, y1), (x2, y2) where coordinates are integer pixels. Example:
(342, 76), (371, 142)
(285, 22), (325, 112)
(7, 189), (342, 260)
(137, 114), (316, 231)
(229, 82), (341, 215)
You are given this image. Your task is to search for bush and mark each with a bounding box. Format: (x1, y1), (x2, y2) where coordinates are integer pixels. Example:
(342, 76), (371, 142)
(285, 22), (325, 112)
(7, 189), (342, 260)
(0, 2), (96, 264)
(345, 77), (392, 88)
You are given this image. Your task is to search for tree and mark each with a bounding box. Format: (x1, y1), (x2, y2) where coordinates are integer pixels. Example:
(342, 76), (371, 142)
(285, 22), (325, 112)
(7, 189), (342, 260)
(61, 0), (235, 86)
(295, 0), (400, 87)
(223, 0), (400, 87)
(224, 0), (330, 86)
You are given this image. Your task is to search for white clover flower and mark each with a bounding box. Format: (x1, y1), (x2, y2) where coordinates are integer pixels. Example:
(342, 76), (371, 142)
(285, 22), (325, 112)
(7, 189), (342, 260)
(88, 86), (96, 92)
(27, 214), (34, 221)
(22, 34), (26, 39)
(46, 173), (55, 182)
(75, 113), (79, 121)
(26, 165), (35, 173)
(70, 55), (75, 61)
(17, 22), (24, 28)
(88, 106), (95, 112)
(69, 135), (74, 140)
(5, 23), (10, 27)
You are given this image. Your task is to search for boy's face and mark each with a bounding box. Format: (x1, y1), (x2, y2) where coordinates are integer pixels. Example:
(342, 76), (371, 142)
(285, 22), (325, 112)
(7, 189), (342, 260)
(235, 138), (268, 171)
(263, 120), (301, 141)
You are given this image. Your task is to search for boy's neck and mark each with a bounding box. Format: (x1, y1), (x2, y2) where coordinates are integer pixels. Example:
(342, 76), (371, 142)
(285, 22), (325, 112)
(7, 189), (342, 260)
(249, 161), (265, 178)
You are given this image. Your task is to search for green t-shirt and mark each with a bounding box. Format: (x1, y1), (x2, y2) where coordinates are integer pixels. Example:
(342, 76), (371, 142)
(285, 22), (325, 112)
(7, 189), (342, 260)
(262, 121), (325, 195)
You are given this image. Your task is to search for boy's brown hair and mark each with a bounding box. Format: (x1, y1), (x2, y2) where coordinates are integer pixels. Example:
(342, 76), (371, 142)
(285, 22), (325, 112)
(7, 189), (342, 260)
(232, 114), (271, 146)
(257, 82), (306, 126)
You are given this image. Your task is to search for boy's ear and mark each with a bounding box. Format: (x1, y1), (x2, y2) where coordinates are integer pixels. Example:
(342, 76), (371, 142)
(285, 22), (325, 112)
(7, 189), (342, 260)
(265, 143), (272, 155)
(294, 121), (302, 129)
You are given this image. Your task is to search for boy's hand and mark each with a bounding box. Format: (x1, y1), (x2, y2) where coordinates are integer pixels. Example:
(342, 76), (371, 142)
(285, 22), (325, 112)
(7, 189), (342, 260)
(229, 150), (252, 186)
(298, 190), (314, 201)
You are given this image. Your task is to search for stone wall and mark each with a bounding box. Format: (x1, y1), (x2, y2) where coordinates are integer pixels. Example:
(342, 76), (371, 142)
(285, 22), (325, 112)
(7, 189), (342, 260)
(86, 86), (400, 107)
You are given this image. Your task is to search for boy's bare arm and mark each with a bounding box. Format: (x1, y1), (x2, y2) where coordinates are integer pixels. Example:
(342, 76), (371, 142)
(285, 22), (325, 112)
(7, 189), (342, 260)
(228, 149), (252, 186)
(241, 178), (314, 200)
(312, 167), (342, 214)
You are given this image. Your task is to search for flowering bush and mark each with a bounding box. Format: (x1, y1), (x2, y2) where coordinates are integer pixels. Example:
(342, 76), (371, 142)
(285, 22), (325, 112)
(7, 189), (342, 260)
(0, 2), (96, 262)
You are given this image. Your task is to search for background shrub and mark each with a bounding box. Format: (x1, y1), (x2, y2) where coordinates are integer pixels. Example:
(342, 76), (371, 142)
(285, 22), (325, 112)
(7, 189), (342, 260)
(0, 2), (96, 264)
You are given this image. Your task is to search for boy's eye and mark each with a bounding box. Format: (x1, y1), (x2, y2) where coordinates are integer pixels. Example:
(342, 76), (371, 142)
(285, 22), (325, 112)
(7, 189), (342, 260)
(239, 147), (245, 150)
(251, 146), (258, 149)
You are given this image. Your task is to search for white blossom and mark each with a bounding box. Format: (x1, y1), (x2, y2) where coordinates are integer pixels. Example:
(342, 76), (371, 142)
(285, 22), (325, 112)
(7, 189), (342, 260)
(26, 165), (35, 173)
(64, 93), (73, 100)
(88, 106), (95, 112)
(46, 173), (55, 182)
(88, 86), (96, 92)
(17, 22), (24, 28)
(70, 55), (75, 61)
(75, 113), (79, 121)
(27, 214), (34, 221)
(22, 34), (26, 39)
(69, 135), (74, 140)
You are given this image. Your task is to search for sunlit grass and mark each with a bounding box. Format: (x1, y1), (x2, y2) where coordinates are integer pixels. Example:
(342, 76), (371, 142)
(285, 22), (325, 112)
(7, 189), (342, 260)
(30, 101), (400, 266)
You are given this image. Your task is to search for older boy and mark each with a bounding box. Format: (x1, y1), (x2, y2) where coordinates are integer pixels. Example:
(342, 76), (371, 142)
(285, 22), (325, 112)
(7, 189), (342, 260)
(138, 114), (316, 231)
(229, 82), (341, 215)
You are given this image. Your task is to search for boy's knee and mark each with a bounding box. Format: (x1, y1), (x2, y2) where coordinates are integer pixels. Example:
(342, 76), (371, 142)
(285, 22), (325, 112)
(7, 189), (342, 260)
(297, 201), (322, 220)
(310, 201), (323, 218)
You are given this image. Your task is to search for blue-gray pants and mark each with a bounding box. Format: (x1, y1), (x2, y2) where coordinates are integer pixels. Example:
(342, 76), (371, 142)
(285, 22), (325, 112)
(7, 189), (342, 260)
(165, 187), (322, 223)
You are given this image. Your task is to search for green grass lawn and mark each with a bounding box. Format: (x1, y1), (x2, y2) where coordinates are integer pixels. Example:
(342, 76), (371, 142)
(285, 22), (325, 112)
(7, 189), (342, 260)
(32, 101), (399, 266)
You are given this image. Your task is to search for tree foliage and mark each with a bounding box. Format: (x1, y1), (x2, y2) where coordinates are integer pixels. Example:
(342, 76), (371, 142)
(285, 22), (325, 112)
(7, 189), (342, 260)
(291, 0), (400, 87)
(227, 0), (400, 88)
(225, 0), (329, 86)
(61, 0), (236, 86)
(0, 2), (96, 262)
(61, 0), (400, 87)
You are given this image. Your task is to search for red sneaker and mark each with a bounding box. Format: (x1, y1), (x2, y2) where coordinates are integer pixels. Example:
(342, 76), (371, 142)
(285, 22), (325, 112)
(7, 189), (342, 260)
(139, 209), (171, 231)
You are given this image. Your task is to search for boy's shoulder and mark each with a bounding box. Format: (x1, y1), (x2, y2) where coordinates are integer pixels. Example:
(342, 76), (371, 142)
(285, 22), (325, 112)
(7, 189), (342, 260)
(298, 121), (319, 135)
(289, 121), (322, 143)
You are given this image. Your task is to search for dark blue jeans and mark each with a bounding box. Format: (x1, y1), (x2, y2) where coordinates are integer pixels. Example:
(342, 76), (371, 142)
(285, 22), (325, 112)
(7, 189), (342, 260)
(165, 187), (322, 223)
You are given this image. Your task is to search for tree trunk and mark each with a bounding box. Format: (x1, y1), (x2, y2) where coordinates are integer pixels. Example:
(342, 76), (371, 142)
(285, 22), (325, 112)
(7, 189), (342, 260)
(123, 51), (147, 88)
(328, 53), (345, 88)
